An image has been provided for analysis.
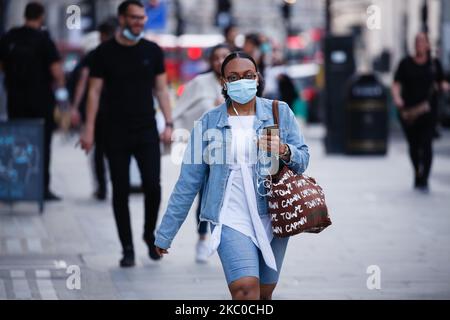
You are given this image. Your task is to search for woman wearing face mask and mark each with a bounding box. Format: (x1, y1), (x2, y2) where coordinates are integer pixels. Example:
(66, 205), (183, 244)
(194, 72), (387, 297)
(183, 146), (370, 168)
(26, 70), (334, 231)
(154, 52), (309, 300)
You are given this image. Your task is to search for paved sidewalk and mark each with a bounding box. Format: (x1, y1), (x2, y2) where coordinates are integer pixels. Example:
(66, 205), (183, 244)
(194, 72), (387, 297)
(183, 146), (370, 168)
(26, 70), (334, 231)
(1, 125), (450, 299)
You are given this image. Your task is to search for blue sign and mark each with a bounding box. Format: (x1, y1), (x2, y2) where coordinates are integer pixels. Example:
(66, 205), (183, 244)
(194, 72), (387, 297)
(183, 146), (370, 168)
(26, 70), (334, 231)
(145, 1), (167, 31)
(0, 120), (44, 212)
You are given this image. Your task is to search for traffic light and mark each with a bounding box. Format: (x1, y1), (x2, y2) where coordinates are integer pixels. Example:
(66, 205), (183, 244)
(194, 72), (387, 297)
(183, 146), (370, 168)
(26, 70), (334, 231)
(281, 1), (293, 35)
(282, 2), (292, 20)
(216, 0), (232, 28)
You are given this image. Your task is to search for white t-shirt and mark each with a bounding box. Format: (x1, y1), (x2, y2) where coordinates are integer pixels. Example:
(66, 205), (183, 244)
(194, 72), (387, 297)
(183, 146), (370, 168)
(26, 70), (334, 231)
(222, 116), (259, 240)
(210, 115), (276, 270)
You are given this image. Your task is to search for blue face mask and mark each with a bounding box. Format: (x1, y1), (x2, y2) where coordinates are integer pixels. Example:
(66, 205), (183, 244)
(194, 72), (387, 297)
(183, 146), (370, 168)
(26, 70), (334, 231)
(122, 28), (144, 42)
(261, 42), (271, 54)
(226, 79), (258, 104)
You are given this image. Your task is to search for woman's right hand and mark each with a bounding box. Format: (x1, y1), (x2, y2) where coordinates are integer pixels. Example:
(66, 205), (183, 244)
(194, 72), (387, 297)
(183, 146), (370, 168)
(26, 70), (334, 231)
(155, 246), (169, 257)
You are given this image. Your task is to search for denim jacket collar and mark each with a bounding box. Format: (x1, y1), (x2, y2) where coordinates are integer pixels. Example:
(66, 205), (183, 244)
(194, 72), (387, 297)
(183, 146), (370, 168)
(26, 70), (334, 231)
(216, 97), (271, 129)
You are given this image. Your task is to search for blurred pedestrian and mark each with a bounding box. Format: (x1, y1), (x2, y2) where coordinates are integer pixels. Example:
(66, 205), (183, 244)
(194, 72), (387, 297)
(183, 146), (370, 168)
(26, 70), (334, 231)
(172, 43), (231, 263)
(277, 73), (298, 112)
(0, 2), (66, 201)
(243, 33), (265, 76)
(392, 32), (449, 192)
(154, 52), (309, 300)
(80, 0), (173, 267)
(70, 19), (117, 201)
(223, 25), (240, 51)
(173, 44), (230, 132)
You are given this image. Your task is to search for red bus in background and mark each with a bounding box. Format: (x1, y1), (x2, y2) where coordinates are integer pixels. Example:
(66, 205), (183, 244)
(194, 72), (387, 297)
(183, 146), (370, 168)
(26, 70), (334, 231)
(285, 28), (324, 64)
(145, 33), (224, 90)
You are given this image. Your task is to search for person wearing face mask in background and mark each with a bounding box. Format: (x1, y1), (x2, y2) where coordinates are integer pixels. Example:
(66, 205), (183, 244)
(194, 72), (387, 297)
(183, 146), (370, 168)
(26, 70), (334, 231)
(223, 25), (241, 52)
(173, 44), (231, 133)
(0, 2), (66, 201)
(80, 0), (173, 267)
(154, 52), (309, 300)
(243, 33), (265, 78)
(172, 43), (231, 263)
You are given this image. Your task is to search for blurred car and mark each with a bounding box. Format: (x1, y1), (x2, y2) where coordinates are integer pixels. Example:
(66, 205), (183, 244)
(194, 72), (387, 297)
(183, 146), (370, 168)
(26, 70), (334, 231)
(144, 33), (224, 86)
(285, 28), (324, 64)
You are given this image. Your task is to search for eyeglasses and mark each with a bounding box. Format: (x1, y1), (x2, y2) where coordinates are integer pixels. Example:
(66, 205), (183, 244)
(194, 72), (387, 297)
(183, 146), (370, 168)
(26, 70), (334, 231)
(125, 14), (146, 22)
(226, 72), (257, 82)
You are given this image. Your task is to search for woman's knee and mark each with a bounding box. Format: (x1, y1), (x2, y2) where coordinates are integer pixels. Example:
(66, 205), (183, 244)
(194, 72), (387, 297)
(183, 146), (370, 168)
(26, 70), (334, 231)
(229, 277), (260, 300)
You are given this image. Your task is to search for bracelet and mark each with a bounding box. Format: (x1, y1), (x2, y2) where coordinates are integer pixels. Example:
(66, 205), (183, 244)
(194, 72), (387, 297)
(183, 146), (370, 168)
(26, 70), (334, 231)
(281, 144), (290, 158)
(165, 122), (174, 128)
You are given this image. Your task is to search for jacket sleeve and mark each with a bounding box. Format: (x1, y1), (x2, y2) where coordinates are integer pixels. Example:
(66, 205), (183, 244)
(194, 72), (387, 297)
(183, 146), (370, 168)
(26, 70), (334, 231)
(155, 116), (208, 249)
(280, 101), (310, 174)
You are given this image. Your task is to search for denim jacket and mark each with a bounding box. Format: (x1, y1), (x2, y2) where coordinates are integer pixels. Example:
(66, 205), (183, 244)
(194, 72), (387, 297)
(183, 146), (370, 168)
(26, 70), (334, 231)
(155, 97), (310, 249)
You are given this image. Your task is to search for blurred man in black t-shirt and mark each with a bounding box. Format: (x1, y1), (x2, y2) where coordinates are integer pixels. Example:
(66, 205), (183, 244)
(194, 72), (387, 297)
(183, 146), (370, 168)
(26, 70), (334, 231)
(80, 0), (173, 267)
(0, 2), (66, 201)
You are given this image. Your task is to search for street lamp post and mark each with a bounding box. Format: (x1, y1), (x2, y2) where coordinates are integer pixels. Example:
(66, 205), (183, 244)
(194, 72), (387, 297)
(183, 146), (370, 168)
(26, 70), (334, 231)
(0, 0), (9, 35)
(325, 0), (331, 35)
(421, 0), (429, 33)
(281, 1), (292, 36)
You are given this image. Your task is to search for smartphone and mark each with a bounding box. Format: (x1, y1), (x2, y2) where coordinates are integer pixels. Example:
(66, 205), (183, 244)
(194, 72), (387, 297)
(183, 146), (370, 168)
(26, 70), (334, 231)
(259, 125), (280, 175)
(262, 125), (279, 137)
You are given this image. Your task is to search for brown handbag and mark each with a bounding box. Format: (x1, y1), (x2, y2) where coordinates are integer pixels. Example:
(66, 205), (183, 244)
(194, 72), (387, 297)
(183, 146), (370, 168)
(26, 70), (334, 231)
(266, 100), (331, 238)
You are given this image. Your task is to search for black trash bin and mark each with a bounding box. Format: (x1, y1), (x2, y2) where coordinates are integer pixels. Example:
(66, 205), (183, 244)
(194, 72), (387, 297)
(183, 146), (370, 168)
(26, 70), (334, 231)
(345, 74), (388, 155)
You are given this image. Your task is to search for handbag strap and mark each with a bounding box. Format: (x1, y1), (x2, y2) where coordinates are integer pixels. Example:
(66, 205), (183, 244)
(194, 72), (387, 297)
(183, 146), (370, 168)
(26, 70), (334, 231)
(272, 100), (280, 127)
